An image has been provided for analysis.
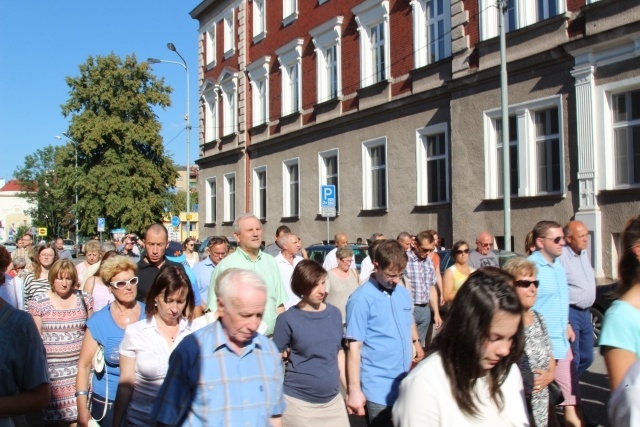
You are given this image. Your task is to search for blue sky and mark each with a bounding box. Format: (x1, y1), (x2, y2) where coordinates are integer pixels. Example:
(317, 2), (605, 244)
(0, 0), (202, 181)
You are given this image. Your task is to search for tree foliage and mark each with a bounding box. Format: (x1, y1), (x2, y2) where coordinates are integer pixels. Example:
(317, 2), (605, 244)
(13, 145), (74, 237)
(165, 189), (199, 218)
(60, 53), (178, 236)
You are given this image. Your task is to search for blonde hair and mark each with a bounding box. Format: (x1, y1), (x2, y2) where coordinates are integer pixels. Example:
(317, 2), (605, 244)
(502, 257), (537, 279)
(85, 240), (101, 253)
(100, 255), (138, 284)
(48, 259), (78, 289)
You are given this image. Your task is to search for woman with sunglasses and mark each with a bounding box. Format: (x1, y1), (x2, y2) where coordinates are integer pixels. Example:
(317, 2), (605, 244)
(112, 265), (196, 427)
(29, 259), (93, 426)
(75, 256), (144, 427)
(503, 257), (556, 427)
(182, 238), (198, 268)
(23, 244), (59, 307)
(442, 240), (475, 303)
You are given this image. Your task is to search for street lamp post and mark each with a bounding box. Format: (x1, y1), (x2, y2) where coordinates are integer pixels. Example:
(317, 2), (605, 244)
(148, 42), (192, 239)
(54, 133), (79, 254)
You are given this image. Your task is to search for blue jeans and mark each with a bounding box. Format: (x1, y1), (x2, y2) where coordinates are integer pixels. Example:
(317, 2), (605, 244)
(366, 401), (393, 427)
(413, 304), (431, 346)
(569, 306), (594, 377)
(90, 393), (114, 427)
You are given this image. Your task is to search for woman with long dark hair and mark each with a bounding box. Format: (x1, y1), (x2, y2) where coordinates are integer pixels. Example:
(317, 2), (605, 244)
(112, 265), (195, 427)
(393, 267), (529, 426)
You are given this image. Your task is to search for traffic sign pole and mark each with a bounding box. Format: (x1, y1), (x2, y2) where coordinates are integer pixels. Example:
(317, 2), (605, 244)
(320, 185), (337, 244)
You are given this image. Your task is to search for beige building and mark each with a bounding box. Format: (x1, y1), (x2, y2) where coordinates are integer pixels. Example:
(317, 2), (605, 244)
(0, 180), (34, 242)
(191, 0), (640, 279)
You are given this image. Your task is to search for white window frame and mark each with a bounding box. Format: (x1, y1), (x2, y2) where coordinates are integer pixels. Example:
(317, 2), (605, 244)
(416, 123), (449, 205)
(479, 0), (564, 41)
(204, 24), (216, 67)
(253, 166), (268, 220)
(410, 0), (452, 69)
(253, 0), (266, 43)
(206, 177), (217, 223)
(318, 149), (339, 212)
(246, 56), (271, 127)
(483, 96), (564, 199)
(362, 137), (388, 209)
(283, 158), (300, 217)
(597, 77), (640, 190)
(310, 17), (343, 104)
(494, 115), (519, 197)
(219, 70), (238, 136)
(223, 9), (235, 59)
(283, 0), (298, 26)
(352, 0), (390, 88)
(223, 173), (236, 223)
(201, 82), (219, 143)
(275, 38), (303, 117)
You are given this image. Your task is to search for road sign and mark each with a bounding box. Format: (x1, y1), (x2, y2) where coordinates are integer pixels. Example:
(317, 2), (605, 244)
(171, 216), (180, 227)
(97, 218), (106, 232)
(37, 228), (47, 236)
(321, 207), (336, 218)
(321, 185), (336, 207)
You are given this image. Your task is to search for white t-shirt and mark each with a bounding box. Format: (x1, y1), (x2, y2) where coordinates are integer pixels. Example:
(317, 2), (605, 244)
(393, 352), (530, 426)
(608, 358), (640, 427)
(275, 253), (303, 309)
(359, 256), (374, 284)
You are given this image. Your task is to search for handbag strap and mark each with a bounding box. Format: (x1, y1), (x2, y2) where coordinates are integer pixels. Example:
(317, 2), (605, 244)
(75, 290), (88, 317)
(92, 357), (108, 422)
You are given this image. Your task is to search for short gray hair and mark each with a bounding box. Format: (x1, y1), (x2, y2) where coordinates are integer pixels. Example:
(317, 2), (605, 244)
(101, 241), (117, 253)
(215, 268), (267, 306)
(278, 233), (297, 247)
(233, 213), (260, 233)
(12, 256), (27, 268)
(336, 246), (354, 260)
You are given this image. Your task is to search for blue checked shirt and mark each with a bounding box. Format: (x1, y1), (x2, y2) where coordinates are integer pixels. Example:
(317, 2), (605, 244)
(151, 320), (285, 427)
(530, 251), (570, 359)
(405, 250), (436, 305)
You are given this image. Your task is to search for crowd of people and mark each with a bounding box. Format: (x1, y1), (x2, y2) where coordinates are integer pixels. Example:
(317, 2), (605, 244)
(0, 212), (639, 427)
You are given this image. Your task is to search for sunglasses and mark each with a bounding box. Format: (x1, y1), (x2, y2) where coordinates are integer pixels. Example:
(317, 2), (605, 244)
(543, 236), (565, 244)
(476, 242), (492, 247)
(417, 247), (435, 254)
(110, 276), (139, 289)
(514, 280), (539, 288)
(454, 249), (470, 255)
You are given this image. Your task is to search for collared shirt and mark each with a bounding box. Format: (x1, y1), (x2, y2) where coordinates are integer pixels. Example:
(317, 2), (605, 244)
(192, 257), (216, 304)
(151, 320), (284, 427)
(529, 251), (569, 359)
(57, 248), (72, 260)
(405, 250), (436, 305)
(345, 277), (414, 407)
(275, 253), (303, 309)
(119, 315), (193, 426)
(207, 248), (287, 335)
(559, 246), (596, 309)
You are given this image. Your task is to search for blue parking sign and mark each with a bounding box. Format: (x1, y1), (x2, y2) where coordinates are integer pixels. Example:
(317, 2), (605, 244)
(321, 185), (336, 207)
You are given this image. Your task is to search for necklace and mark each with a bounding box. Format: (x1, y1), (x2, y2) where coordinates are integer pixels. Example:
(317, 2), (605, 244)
(113, 304), (137, 323)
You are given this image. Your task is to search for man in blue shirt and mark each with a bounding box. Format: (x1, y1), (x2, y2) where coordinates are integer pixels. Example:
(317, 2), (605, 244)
(192, 237), (228, 303)
(559, 220), (596, 377)
(346, 239), (423, 427)
(152, 268), (284, 427)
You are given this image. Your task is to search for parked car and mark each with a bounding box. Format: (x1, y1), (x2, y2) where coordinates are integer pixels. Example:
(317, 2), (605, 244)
(62, 239), (77, 258)
(2, 241), (17, 253)
(436, 248), (521, 275)
(198, 236), (238, 260)
(591, 282), (617, 342)
(306, 244), (368, 272)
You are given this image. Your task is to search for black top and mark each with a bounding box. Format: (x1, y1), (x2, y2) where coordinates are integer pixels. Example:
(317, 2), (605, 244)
(135, 258), (184, 303)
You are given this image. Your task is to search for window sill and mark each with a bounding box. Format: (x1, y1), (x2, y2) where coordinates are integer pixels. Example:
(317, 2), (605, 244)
(359, 208), (387, 216)
(279, 216), (300, 222)
(412, 202), (451, 212)
(280, 109), (302, 120)
(221, 221), (234, 226)
(481, 193), (566, 204)
(253, 31), (266, 44)
(282, 12), (298, 27)
(206, 61), (216, 71)
(315, 96), (342, 109)
(600, 186), (640, 195)
(318, 0), (328, 3)
(358, 78), (391, 94)
(249, 121), (269, 132)
(220, 132), (238, 144)
(224, 48), (236, 60)
(204, 222), (216, 227)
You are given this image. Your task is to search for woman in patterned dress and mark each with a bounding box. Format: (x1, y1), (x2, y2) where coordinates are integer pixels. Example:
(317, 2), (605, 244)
(29, 259), (93, 425)
(503, 257), (556, 427)
(23, 244), (59, 307)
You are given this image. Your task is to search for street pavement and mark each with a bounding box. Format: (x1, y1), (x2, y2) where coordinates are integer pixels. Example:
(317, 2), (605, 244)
(567, 347), (611, 427)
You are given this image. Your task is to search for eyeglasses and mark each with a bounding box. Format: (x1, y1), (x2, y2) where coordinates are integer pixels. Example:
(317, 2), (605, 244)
(40, 253), (55, 258)
(417, 247), (435, 254)
(454, 249), (470, 255)
(476, 242), (492, 248)
(514, 280), (539, 288)
(382, 270), (405, 280)
(543, 236), (565, 244)
(110, 276), (139, 289)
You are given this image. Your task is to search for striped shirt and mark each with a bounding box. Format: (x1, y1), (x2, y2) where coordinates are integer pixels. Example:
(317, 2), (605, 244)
(152, 320), (284, 427)
(23, 273), (49, 308)
(558, 246), (596, 309)
(530, 251), (570, 360)
(405, 250), (436, 305)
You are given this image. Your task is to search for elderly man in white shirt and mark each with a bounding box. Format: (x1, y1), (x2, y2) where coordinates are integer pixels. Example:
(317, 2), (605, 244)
(275, 233), (304, 309)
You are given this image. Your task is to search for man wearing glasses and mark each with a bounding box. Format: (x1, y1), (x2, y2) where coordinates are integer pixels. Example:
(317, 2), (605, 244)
(192, 237), (228, 304)
(405, 230), (442, 348)
(529, 220), (586, 427)
(468, 231), (499, 269)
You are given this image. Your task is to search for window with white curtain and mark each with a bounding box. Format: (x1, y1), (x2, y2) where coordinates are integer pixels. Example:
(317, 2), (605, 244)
(362, 137), (388, 209)
(352, 0), (390, 87)
(276, 38), (303, 116)
(309, 17), (343, 103)
(283, 158), (300, 217)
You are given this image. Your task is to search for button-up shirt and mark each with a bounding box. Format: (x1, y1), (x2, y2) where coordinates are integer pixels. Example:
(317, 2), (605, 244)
(405, 250), (436, 305)
(207, 248), (287, 335)
(275, 253), (303, 309)
(559, 245), (596, 309)
(530, 251), (569, 359)
(151, 320), (284, 427)
(192, 257), (216, 304)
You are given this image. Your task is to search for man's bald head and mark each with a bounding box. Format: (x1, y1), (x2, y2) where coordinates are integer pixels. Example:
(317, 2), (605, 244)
(335, 233), (348, 248)
(475, 231), (493, 255)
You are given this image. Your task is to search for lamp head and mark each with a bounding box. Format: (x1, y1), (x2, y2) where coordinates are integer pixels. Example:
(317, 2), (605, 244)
(55, 135), (62, 140)
(167, 43), (176, 52)
(147, 58), (161, 64)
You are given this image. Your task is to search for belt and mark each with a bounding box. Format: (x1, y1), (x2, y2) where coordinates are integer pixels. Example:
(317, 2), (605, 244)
(570, 304), (589, 312)
(414, 303), (428, 307)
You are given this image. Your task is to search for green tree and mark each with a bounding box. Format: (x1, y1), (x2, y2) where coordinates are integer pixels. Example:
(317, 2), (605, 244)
(165, 189), (199, 217)
(60, 53), (178, 236)
(13, 145), (74, 237)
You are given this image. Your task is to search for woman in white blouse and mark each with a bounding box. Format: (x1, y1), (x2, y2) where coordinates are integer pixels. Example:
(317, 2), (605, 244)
(112, 265), (196, 427)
